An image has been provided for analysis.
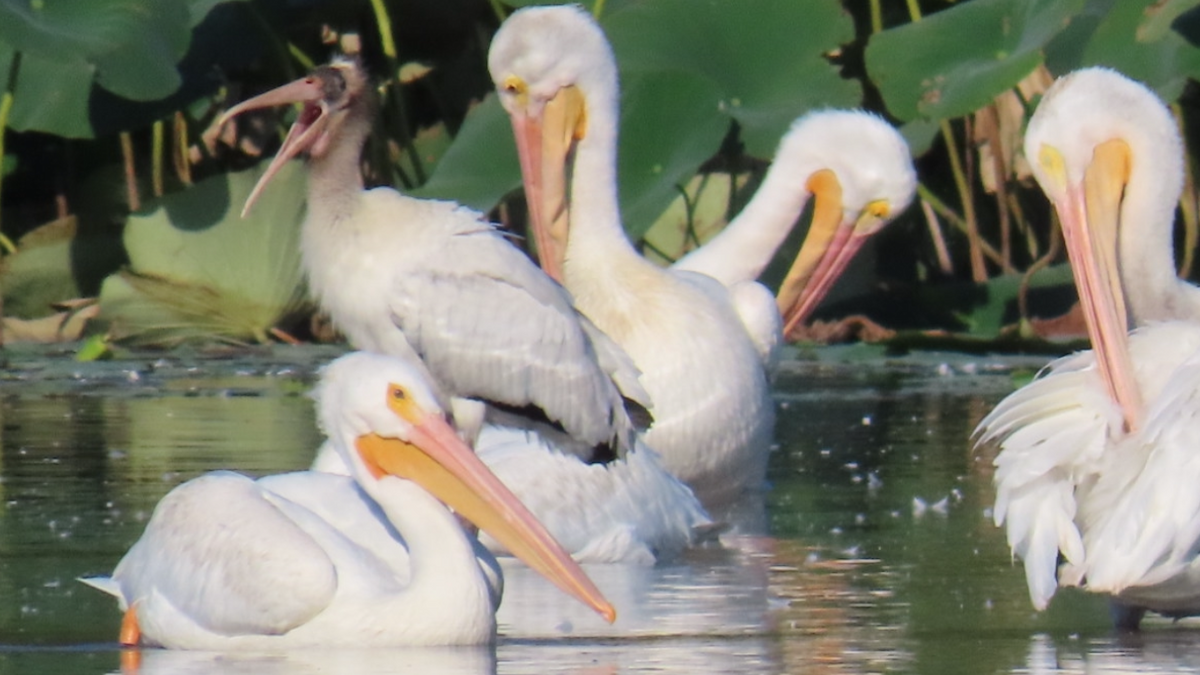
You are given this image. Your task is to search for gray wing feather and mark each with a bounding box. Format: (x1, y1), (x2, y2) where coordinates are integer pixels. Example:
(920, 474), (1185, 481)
(389, 225), (642, 455)
(112, 472), (336, 637)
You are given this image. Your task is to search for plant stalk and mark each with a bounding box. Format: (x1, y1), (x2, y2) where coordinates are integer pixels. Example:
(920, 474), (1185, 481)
(0, 51), (20, 256)
(368, 0), (398, 60)
(1173, 103), (1198, 277)
(121, 132), (140, 212)
(981, 104), (1015, 274)
(174, 111), (192, 185)
(869, 0), (883, 33)
(920, 198), (953, 275)
(1018, 212), (1062, 322)
(917, 183), (1004, 267)
(940, 119), (986, 281)
(151, 120), (164, 197)
(486, 0), (505, 23)
(370, 0), (425, 186)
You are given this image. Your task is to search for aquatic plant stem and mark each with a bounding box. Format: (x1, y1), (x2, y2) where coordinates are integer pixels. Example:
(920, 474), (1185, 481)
(152, 120), (164, 197)
(0, 51), (19, 255)
(487, 0), (505, 23)
(917, 183), (1003, 267)
(592, 0), (606, 19)
(980, 104), (1015, 274)
(173, 112), (192, 186)
(369, 0), (398, 61)
(920, 198), (953, 275)
(369, 0), (424, 187)
(905, 0), (922, 21)
(244, 3), (299, 80)
(121, 132), (140, 212)
(902, 0), (987, 282)
(868, 0), (882, 33)
(640, 238), (673, 263)
(940, 119), (986, 281)
(1173, 103), (1197, 278)
(1008, 191), (1037, 260)
(287, 43), (314, 72)
(1017, 213), (1062, 324)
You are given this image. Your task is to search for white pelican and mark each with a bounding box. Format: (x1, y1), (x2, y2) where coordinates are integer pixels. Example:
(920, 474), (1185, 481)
(976, 67), (1200, 628)
(489, 5), (773, 506)
(311, 422), (712, 565)
(82, 351), (614, 649)
(221, 58), (649, 461)
(220, 59), (711, 564)
(674, 110), (916, 357)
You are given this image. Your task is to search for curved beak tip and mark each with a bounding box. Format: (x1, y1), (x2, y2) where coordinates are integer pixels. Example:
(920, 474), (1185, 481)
(600, 604), (617, 624)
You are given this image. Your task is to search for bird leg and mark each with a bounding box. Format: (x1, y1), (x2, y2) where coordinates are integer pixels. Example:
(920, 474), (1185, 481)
(119, 606), (140, 646)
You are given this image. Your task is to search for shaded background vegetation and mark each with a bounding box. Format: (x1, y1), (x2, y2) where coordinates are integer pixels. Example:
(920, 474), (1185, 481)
(0, 0), (1197, 351)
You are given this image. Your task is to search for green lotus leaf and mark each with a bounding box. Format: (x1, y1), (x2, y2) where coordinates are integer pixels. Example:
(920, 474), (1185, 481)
(411, 97), (521, 211)
(612, 70), (733, 239)
(0, 215), (125, 319)
(0, 49), (94, 137)
(1, 217), (83, 319)
(0, 0), (245, 137)
(0, 0), (190, 101)
(187, 0), (249, 27)
(866, 0), (1085, 122)
(1045, 0), (1200, 101)
(97, 162), (310, 346)
(421, 0), (858, 240)
(604, 0), (859, 157)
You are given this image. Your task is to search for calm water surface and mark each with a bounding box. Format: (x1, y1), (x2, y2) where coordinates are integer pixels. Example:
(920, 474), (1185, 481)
(0, 343), (1197, 674)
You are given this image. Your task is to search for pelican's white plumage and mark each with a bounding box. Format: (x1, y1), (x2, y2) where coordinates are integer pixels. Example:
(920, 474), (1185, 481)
(312, 423), (713, 565)
(490, 5), (773, 505)
(1019, 68), (1200, 325)
(977, 67), (1200, 627)
(83, 352), (614, 649)
(222, 59), (649, 460)
(675, 110), (916, 356)
(222, 60), (710, 564)
(474, 425), (712, 564)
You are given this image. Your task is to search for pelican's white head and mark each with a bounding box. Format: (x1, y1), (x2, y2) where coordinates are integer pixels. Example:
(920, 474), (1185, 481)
(777, 110), (916, 229)
(772, 110), (915, 336)
(311, 351), (618, 623)
(1022, 68), (1177, 429)
(314, 351), (443, 445)
(1024, 67), (1193, 329)
(1024, 67), (1182, 211)
(488, 5), (620, 281)
(488, 5), (617, 120)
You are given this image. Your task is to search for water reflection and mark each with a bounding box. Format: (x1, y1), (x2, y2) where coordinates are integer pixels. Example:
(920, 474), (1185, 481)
(112, 646), (496, 675)
(1018, 631), (1200, 674)
(4, 346), (1200, 674)
(495, 537), (772, 639)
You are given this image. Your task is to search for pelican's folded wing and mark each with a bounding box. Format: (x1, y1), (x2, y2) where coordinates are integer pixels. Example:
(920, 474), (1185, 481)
(111, 472), (336, 639)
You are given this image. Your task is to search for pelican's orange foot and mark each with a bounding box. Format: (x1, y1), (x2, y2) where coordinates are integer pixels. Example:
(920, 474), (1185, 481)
(120, 647), (142, 675)
(119, 607), (140, 646)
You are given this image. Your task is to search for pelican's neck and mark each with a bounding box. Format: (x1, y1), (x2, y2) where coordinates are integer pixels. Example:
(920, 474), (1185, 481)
(342, 435), (496, 631)
(304, 120), (370, 231)
(1119, 149), (1200, 325)
(673, 157), (816, 286)
(563, 72), (655, 290)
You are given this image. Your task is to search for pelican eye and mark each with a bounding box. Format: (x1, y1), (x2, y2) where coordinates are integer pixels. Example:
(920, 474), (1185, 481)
(1038, 145), (1069, 194)
(866, 200), (890, 219)
(502, 75), (527, 96)
(386, 382), (423, 423)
